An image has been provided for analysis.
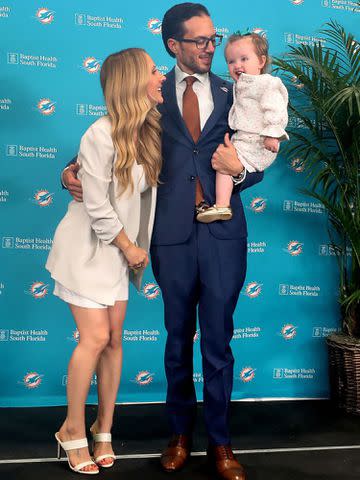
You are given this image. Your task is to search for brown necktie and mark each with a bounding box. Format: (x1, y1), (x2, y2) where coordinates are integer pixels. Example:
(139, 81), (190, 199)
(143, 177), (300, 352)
(182, 76), (204, 205)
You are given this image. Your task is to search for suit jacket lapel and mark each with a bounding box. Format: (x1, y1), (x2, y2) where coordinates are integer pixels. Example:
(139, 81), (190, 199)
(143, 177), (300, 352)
(161, 68), (193, 145)
(198, 72), (229, 142)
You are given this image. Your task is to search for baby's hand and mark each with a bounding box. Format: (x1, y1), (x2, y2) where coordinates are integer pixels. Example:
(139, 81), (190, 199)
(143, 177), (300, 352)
(264, 137), (279, 153)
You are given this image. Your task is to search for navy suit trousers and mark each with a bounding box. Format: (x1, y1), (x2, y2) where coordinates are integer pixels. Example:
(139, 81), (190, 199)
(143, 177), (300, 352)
(151, 222), (247, 445)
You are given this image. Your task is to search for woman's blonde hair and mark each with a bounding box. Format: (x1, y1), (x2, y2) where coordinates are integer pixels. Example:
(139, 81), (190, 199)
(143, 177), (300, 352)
(225, 33), (270, 74)
(100, 48), (162, 193)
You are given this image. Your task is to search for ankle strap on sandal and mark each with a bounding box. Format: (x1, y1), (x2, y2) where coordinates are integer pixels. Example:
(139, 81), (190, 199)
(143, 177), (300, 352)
(55, 433), (88, 451)
(92, 432), (112, 443)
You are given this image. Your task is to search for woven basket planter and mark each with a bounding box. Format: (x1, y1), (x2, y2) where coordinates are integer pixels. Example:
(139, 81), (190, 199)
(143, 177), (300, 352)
(327, 333), (360, 414)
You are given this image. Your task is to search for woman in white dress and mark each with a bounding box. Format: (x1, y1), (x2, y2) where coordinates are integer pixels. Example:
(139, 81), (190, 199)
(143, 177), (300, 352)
(46, 48), (165, 474)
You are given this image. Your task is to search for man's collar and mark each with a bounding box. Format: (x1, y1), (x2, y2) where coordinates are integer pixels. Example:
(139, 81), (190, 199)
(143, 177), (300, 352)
(175, 64), (209, 85)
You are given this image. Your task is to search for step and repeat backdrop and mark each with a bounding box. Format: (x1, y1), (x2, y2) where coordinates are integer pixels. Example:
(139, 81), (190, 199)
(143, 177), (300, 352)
(0, 0), (359, 407)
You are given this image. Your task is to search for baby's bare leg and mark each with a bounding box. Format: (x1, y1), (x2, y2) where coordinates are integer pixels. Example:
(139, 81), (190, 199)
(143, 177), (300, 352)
(216, 172), (233, 207)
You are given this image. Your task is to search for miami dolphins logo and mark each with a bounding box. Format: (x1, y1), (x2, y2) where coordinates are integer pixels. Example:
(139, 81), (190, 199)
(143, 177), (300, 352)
(82, 57), (101, 74)
(291, 157), (305, 173)
(250, 197), (267, 213)
(33, 189), (54, 207)
(147, 18), (162, 34)
(281, 324), (297, 340)
(36, 8), (55, 24)
(37, 99), (56, 115)
(34, 189), (54, 207)
(22, 372), (43, 389)
(240, 367), (256, 382)
(286, 241), (303, 256)
(142, 283), (161, 300)
(28, 282), (49, 299)
(193, 329), (200, 343)
(134, 371), (154, 385)
(245, 282), (262, 298)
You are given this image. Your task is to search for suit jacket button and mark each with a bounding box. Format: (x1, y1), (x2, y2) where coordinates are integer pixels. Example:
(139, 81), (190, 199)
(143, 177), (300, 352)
(189, 176), (195, 181)
(193, 149), (199, 154)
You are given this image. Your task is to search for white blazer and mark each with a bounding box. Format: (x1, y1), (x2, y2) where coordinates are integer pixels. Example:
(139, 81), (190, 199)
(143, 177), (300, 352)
(46, 115), (157, 305)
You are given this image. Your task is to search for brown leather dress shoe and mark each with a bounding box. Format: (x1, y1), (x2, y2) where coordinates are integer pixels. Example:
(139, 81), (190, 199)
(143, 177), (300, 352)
(160, 434), (191, 473)
(207, 445), (245, 480)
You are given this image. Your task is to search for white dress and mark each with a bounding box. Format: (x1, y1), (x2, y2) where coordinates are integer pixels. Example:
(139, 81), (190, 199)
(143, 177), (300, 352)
(228, 73), (289, 172)
(46, 116), (157, 308)
(53, 172), (148, 308)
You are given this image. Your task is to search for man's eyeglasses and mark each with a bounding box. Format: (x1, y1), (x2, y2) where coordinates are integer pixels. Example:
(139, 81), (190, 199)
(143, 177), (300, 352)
(175, 34), (223, 49)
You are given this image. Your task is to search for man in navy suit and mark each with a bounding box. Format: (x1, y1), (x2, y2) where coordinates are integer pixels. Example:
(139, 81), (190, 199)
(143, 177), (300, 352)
(151, 4), (263, 479)
(63, 4), (263, 479)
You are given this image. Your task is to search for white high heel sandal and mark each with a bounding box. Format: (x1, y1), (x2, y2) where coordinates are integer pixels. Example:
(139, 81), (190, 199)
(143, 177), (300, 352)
(55, 432), (99, 475)
(90, 427), (116, 468)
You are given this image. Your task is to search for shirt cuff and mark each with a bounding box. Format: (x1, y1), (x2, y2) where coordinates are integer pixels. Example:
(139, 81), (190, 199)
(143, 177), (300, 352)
(61, 166), (70, 189)
(232, 169), (247, 185)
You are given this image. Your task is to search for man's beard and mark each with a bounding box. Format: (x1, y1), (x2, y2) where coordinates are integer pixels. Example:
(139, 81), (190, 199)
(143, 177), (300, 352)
(188, 54), (213, 73)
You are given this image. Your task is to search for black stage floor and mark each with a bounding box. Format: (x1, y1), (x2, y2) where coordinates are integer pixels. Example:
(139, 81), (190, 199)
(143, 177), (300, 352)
(1, 400), (360, 479)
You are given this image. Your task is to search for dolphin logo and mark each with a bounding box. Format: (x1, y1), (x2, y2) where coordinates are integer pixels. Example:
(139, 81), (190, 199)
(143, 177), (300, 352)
(39, 10), (54, 20)
(142, 283), (161, 300)
(287, 241), (303, 256)
(282, 324), (297, 339)
(22, 372), (43, 388)
(32, 284), (48, 296)
(36, 8), (55, 24)
(148, 18), (162, 34)
(37, 99), (56, 115)
(34, 190), (54, 206)
(83, 57), (101, 73)
(40, 101), (55, 112)
(134, 370), (154, 385)
(27, 282), (49, 299)
(250, 197), (267, 212)
(37, 192), (52, 203)
(291, 158), (305, 172)
(240, 367), (256, 382)
(245, 282), (262, 298)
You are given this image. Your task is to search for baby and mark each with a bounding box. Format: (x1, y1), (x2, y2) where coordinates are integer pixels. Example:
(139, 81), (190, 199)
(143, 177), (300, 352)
(197, 33), (289, 223)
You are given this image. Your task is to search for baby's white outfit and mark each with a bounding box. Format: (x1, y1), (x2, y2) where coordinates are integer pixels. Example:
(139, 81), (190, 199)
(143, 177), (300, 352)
(228, 73), (289, 172)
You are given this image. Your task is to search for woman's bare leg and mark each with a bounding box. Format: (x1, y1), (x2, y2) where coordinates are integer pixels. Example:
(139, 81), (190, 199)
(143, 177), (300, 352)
(92, 300), (127, 465)
(57, 304), (110, 472)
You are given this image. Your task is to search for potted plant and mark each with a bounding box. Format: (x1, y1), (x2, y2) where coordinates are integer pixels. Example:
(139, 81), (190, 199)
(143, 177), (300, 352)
(273, 19), (360, 413)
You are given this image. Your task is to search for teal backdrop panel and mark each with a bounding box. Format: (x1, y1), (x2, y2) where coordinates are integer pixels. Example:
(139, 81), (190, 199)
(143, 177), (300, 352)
(0, 0), (359, 406)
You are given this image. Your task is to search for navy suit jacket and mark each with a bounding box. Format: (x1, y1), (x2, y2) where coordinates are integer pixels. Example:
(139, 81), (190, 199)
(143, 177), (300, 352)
(151, 68), (264, 246)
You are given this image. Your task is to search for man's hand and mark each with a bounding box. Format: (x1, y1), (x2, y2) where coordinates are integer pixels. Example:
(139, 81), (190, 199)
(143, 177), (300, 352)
(211, 133), (244, 176)
(263, 136), (279, 153)
(63, 163), (83, 202)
